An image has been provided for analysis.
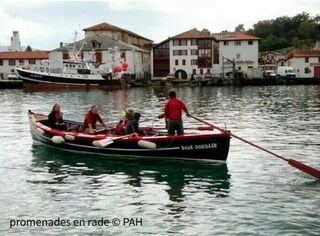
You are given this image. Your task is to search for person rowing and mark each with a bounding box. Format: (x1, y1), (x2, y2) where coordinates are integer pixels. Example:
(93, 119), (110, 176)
(158, 90), (190, 136)
(83, 105), (107, 134)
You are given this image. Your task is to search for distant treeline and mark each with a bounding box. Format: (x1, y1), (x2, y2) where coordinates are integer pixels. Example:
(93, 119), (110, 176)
(246, 12), (320, 52)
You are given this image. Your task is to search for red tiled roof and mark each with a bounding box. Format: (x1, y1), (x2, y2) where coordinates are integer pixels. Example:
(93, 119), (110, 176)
(171, 28), (214, 39)
(0, 51), (49, 59)
(83, 22), (153, 42)
(287, 50), (320, 59)
(214, 32), (260, 41)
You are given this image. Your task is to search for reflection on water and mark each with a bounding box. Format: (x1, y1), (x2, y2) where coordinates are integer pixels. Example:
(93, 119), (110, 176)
(30, 144), (231, 203)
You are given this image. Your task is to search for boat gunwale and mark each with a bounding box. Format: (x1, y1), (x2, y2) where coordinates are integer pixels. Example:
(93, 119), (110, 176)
(28, 112), (231, 142)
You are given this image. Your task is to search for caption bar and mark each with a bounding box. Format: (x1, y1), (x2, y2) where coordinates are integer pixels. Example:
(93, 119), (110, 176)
(9, 217), (142, 228)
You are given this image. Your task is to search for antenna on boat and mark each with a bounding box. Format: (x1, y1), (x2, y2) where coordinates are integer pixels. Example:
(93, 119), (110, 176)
(64, 31), (86, 62)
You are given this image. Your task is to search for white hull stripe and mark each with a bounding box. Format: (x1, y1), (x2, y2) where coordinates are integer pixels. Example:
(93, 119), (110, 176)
(20, 75), (100, 86)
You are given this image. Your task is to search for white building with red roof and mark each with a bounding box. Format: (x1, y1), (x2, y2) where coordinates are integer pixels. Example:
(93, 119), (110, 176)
(0, 51), (48, 80)
(286, 50), (320, 79)
(214, 31), (260, 76)
(152, 29), (260, 79)
(0, 31), (49, 80)
(152, 28), (218, 79)
(49, 22), (153, 80)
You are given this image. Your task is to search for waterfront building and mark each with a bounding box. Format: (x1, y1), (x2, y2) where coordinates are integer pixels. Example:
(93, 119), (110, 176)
(152, 29), (260, 79)
(49, 23), (153, 80)
(0, 31), (46, 80)
(83, 22), (153, 51)
(214, 31), (260, 77)
(152, 28), (218, 79)
(286, 50), (320, 79)
(0, 51), (48, 79)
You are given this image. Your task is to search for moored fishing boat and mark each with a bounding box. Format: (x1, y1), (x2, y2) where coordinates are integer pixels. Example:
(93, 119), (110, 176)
(17, 34), (130, 91)
(28, 111), (231, 161)
(16, 60), (129, 90)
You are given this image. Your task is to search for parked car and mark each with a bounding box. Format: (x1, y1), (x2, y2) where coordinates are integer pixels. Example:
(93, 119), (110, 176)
(263, 70), (277, 78)
(276, 66), (296, 78)
(7, 72), (18, 80)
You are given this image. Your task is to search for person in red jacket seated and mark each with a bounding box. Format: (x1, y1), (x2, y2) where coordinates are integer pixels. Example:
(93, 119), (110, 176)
(158, 90), (190, 135)
(83, 105), (107, 134)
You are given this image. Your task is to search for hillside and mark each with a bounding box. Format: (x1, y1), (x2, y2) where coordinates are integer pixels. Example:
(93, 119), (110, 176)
(247, 12), (320, 53)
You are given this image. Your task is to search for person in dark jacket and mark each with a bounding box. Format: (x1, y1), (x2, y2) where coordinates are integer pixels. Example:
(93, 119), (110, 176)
(48, 103), (67, 131)
(125, 112), (141, 134)
(158, 90), (190, 135)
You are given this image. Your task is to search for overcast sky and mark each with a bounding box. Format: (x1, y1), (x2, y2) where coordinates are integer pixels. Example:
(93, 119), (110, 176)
(0, 0), (319, 50)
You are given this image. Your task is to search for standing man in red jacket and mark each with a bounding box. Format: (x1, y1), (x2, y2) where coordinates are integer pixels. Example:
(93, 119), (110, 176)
(159, 90), (190, 136)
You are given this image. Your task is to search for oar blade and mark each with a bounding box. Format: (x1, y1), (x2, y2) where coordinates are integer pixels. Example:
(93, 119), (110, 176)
(288, 159), (320, 179)
(92, 139), (114, 147)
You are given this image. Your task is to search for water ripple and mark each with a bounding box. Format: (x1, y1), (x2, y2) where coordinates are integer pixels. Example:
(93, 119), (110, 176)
(1, 86), (320, 235)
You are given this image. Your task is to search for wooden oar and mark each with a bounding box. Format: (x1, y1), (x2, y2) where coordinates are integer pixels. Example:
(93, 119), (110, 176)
(92, 134), (133, 147)
(92, 134), (157, 149)
(151, 126), (213, 131)
(190, 115), (320, 179)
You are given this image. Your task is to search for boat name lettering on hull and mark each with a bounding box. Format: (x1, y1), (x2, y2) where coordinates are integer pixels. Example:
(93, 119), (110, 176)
(31, 74), (43, 78)
(181, 143), (217, 150)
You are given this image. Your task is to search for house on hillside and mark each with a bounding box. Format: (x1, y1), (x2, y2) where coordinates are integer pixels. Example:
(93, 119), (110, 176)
(286, 50), (320, 79)
(258, 51), (286, 71)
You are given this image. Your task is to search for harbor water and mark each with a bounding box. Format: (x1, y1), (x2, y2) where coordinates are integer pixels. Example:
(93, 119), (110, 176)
(0, 85), (319, 235)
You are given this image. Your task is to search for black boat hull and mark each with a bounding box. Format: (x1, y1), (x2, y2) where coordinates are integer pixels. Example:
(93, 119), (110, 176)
(17, 68), (128, 90)
(29, 116), (230, 162)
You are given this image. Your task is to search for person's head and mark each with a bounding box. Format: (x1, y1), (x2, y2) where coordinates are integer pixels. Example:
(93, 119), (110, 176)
(52, 103), (60, 112)
(90, 105), (98, 114)
(133, 112), (141, 121)
(127, 108), (135, 119)
(168, 90), (176, 98)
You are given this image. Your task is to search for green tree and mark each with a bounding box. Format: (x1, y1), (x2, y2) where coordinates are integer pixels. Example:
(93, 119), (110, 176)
(249, 20), (273, 38)
(248, 12), (319, 51)
(292, 12), (310, 29)
(235, 24), (245, 32)
(298, 21), (316, 39)
(291, 37), (303, 49)
(25, 45), (32, 51)
(259, 36), (290, 51)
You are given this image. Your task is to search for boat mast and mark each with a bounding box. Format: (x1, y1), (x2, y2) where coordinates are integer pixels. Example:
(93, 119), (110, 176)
(64, 31), (86, 62)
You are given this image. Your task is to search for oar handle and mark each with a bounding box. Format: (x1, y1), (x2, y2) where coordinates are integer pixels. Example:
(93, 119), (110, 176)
(190, 115), (288, 161)
(189, 115), (228, 133)
(189, 115), (320, 179)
